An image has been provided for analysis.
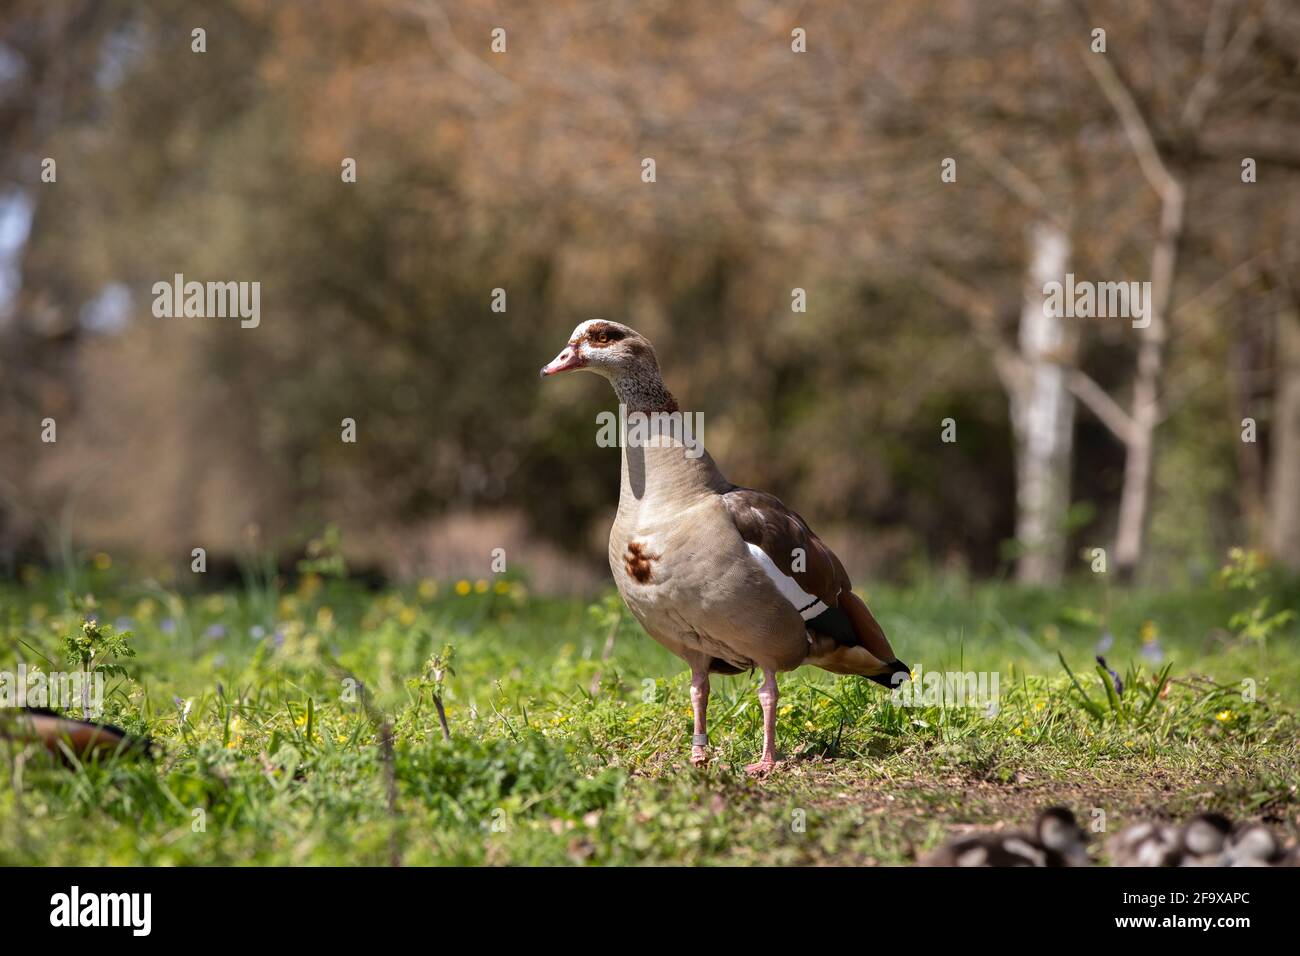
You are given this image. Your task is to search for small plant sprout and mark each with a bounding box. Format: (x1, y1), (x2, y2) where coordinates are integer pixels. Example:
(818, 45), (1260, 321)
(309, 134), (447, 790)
(585, 593), (624, 694)
(415, 644), (455, 741)
(1218, 548), (1296, 649)
(587, 593), (623, 661)
(1058, 651), (1171, 725)
(63, 613), (135, 716)
(297, 525), (348, 578)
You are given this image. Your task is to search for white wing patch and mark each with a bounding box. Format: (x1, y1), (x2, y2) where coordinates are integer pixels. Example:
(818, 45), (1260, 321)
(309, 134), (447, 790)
(1003, 838), (1047, 866)
(745, 542), (828, 620)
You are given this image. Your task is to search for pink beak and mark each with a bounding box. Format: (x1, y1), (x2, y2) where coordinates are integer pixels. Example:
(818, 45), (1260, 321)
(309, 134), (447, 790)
(540, 343), (584, 378)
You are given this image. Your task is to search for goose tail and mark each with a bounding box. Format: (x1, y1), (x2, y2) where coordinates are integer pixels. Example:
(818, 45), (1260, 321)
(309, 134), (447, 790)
(805, 591), (910, 685)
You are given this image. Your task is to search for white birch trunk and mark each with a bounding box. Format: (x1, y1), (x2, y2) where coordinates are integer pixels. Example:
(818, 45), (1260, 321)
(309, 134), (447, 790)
(1269, 303), (1300, 570)
(1115, 183), (1184, 580)
(1010, 222), (1074, 585)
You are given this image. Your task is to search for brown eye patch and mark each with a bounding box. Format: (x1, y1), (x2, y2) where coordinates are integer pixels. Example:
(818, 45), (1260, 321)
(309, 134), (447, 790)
(586, 324), (624, 347)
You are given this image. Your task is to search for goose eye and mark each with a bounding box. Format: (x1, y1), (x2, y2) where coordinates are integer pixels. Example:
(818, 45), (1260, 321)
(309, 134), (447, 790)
(597, 331), (608, 343)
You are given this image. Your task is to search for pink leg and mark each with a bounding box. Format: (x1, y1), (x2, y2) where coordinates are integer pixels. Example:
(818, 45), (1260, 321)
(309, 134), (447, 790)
(690, 667), (710, 767)
(745, 669), (779, 776)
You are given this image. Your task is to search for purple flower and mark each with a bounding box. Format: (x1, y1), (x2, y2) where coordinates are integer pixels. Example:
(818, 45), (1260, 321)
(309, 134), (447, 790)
(1141, 640), (1164, 664)
(1095, 630), (1114, 654)
(160, 617), (177, 633)
(1096, 655), (1124, 696)
(204, 623), (226, 640)
(250, 625), (266, 640)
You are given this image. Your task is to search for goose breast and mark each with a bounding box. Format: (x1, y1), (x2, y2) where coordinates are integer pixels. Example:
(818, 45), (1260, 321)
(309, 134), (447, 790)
(609, 494), (809, 672)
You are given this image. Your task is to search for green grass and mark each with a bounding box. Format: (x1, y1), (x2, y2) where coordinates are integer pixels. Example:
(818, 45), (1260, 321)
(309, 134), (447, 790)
(1, 565), (1297, 865)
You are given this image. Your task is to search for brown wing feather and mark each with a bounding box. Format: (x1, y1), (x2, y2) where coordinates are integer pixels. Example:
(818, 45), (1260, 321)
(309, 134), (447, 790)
(842, 589), (899, 663)
(721, 487), (851, 607)
(722, 487), (902, 670)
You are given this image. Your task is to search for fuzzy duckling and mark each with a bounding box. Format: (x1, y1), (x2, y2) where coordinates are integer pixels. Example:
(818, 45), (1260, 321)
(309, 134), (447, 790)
(922, 807), (1090, 867)
(1107, 820), (1181, 867)
(1224, 822), (1287, 866)
(1173, 812), (1233, 866)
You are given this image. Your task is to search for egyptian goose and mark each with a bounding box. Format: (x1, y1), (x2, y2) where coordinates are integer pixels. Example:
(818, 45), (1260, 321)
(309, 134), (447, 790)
(921, 807), (1090, 867)
(541, 320), (908, 773)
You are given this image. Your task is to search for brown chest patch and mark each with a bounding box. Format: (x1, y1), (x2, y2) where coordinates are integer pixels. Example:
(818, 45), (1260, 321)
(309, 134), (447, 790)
(624, 541), (660, 584)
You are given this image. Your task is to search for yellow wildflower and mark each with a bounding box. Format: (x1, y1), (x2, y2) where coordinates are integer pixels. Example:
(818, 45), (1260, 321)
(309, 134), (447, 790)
(455, 580), (471, 596)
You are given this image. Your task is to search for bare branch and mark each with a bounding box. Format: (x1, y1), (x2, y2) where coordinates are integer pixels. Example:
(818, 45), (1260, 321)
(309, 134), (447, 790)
(1075, 30), (1180, 201)
(948, 121), (1061, 224)
(1064, 368), (1135, 443)
(1181, 3), (1266, 129)
(397, 0), (518, 105)
(915, 260), (1027, 395)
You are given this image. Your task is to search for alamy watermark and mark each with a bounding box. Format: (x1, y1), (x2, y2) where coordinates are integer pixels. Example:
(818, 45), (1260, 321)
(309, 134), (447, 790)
(596, 403), (705, 459)
(890, 664), (1000, 716)
(0, 664), (105, 717)
(50, 886), (151, 936)
(1043, 273), (1151, 329)
(152, 273), (260, 328)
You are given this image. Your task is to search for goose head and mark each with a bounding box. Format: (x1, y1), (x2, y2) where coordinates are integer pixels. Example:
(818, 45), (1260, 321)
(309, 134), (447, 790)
(540, 320), (658, 381)
(541, 320), (678, 413)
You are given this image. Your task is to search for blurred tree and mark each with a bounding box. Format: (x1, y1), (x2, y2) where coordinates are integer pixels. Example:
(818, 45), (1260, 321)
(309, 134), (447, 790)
(0, 0), (1297, 587)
